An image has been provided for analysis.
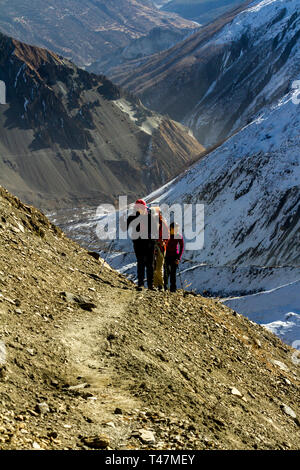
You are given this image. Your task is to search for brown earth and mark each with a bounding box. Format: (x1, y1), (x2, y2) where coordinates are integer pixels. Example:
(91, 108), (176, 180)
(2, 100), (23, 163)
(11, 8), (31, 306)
(0, 185), (299, 450)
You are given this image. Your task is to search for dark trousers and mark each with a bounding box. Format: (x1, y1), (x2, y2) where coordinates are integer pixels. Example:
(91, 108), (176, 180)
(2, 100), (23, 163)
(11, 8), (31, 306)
(164, 256), (178, 292)
(134, 241), (154, 288)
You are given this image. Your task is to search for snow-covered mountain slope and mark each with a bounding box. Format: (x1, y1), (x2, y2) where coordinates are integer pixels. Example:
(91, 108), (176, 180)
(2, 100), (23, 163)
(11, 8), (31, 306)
(51, 85), (300, 276)
(137, 83), (299, 345)
(112, 0), (300, 147)
(51, 79), (300, 275)
(146, 92), (300, 269)
(224, 280), (300, 346)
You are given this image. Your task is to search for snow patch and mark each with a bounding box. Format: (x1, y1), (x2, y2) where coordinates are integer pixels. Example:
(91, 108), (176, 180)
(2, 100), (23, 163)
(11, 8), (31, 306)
(114, 99), (162, 135)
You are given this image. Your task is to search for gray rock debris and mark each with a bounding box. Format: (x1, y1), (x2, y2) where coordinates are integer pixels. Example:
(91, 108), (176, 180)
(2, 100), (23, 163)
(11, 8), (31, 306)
(138, 429), (156, 445)
(60, 291), (97, 312)
(81, 434), (110, 449)
(230, 387), (243, 397)
(36, 402), (50, 414)
(271, 360), (289, 372)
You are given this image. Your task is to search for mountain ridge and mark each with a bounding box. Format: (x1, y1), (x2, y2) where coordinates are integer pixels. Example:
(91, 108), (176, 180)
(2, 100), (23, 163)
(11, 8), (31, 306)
(0, 0), (196, 69)
(161, 0), (245, 25)
(110, 0), (300, 147)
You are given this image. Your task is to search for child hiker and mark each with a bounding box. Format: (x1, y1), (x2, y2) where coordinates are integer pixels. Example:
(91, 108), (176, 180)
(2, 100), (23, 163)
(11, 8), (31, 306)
(164, 222), (184, 292)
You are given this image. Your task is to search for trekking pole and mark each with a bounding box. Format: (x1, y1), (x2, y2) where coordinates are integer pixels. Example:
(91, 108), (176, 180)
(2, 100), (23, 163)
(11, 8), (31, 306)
(178, 265), (184, 291)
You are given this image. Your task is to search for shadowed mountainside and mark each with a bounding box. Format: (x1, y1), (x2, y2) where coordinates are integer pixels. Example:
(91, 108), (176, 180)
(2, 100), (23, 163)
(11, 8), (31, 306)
(0, 32), (204, 210)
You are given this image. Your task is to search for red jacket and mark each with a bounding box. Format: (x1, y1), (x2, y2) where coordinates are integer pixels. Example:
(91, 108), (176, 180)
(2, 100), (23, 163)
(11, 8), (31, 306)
(166, 234), (184, 260)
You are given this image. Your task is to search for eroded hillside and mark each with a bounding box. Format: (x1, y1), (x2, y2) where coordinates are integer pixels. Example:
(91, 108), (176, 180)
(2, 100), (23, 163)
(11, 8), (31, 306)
(0, 33), (204, 210)
(0, 185), (299, 450)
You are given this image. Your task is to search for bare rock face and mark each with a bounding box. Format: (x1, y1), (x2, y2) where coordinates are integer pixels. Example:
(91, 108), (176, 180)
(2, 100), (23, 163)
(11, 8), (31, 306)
(0, 32), (204, 210)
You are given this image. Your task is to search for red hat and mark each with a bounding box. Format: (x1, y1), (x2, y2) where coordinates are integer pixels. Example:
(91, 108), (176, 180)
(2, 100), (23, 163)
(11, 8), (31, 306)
(135, 199), (147, 208)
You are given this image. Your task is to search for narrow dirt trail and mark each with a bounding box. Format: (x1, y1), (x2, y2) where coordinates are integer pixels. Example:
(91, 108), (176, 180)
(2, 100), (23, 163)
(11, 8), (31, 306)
(57, 285), (147, 448)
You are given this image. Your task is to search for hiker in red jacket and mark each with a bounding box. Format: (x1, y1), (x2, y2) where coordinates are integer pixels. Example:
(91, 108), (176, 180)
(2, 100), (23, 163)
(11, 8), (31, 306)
(127, 199), (155, 290)
(164, 222), (184, 292)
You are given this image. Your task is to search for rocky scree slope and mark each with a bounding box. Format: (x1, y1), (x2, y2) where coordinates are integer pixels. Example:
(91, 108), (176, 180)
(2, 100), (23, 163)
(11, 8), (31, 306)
(0, 185), (299, 450)
(0, 33), (204, 210)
